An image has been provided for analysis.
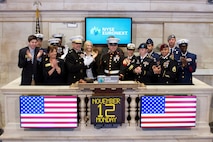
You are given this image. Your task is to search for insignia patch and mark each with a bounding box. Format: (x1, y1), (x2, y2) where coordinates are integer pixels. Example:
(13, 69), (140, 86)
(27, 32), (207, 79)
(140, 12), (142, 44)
(128, 65), (134, 70)
(163, 61), (169, 68)
(45, 63), (51, 67)
(186, 58), (192, 62)
(172, 66), (176, 72)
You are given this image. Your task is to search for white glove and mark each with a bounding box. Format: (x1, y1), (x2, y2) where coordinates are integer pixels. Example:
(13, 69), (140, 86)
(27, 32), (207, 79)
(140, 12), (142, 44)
(83, 56), (94, 66)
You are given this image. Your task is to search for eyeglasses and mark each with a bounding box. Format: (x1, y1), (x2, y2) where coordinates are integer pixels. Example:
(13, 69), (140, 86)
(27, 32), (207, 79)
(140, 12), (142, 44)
(109, 43), (118, 46)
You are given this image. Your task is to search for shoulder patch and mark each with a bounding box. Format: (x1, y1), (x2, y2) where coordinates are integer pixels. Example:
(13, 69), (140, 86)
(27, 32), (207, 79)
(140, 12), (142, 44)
(172, 66), (176, 72)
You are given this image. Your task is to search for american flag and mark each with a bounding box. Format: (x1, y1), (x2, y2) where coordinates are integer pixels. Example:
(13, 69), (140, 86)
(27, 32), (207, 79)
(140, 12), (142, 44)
(140, 96), (196, 128)
(20, 96), (78, 128)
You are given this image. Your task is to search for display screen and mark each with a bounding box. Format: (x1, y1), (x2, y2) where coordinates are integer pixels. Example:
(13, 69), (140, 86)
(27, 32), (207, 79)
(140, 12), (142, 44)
(20, 96), (78, 128)
(91, 96), (123, 125)
(85, 17), (132, 45)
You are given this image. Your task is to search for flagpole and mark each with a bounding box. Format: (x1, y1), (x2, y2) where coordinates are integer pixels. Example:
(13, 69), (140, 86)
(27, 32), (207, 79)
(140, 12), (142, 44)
(33, 0), (42, 34)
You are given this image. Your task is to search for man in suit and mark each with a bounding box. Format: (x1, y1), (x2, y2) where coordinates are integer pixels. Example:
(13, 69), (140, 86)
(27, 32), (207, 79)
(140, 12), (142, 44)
(176, 39), (197, 84)
(18, 35), (44, 85)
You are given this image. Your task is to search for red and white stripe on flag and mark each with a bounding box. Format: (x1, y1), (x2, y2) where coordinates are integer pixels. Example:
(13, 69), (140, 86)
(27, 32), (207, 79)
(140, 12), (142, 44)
(140, 96), (196, 128)
(20, 96), (78, 128)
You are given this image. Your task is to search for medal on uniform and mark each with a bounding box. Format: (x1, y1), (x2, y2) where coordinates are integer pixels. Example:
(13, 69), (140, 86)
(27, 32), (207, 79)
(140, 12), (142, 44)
(114, 55), (120, 62)
(143, 61), (149, 67)
(163, 61), (170, 68)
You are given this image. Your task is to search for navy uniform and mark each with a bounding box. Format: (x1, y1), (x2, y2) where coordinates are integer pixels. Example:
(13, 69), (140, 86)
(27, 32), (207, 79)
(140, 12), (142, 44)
(157, 44), (178, 84)
(176, 39), (197, 84)
(123, 43), (137, 81)
(168, 34), (181, 61)
(100, 37), (125, 77)
(52, 33), (69, 60)
(146, 38), (160, 62)
(65, 36), (86, 84)
(134, 43), (155, 84)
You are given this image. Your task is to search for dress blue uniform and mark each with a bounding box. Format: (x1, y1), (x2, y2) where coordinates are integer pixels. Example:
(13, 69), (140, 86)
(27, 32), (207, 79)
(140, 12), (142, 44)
(100, 37), (125, 77)
(123, 43), (137, 81)
(176, 39), (197, 84)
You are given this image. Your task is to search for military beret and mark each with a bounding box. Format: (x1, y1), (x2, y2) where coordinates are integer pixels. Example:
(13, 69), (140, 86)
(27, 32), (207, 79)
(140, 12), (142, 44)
(160, 43), (169, 51)
(146, 38), (154, 45)
(138, 43), (147, 49)
(167, 34), (176, 41)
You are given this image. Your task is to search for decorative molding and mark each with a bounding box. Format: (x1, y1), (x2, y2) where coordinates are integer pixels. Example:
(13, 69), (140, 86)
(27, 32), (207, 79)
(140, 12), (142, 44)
(0, 11), (213, 23)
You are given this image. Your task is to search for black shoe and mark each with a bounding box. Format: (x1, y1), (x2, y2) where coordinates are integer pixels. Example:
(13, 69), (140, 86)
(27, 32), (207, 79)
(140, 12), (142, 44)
(0, 128), (3, 136)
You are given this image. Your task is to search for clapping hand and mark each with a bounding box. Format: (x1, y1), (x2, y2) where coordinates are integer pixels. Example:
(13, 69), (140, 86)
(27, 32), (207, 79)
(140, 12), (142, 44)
(26, 50), (32, 60)
(134, 66), (142, 74)
(37, 49), (44, 59)
(152, 65), (161, 74)
(180, 57), (187, 67)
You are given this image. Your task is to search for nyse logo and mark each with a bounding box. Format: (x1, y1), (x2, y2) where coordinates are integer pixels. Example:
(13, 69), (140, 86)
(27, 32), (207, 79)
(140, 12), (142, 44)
(90, 26), (101, 35)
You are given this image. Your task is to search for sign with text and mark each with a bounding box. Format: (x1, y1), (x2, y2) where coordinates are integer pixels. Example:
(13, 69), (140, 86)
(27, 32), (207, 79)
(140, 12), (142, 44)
(91, 96), (123, 125)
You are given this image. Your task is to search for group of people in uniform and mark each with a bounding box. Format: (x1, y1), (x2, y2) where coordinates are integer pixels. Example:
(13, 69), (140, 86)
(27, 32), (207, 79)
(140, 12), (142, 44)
(18, 33), (197, 85)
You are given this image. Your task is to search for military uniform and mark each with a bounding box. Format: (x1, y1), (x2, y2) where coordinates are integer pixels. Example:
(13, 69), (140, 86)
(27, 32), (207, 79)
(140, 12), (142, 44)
(134, 43), (155, 84)
(123, 55), (137, 81)
(157, 55), (178, 84)
(146, 38), (160, 62)
(122, 43), (137, 81)
(149, 51), (160, 62)
(101, 51), (125, 76)
(134, 54), (155, 84)
(167, 34), (181, 61)
(176, 39), (197, 84)
(169, 46), (181, 61)
(65, 49), (85, 84)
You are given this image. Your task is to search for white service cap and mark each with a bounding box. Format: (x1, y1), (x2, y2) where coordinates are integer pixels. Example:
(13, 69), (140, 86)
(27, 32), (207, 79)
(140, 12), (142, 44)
(70, 35), (83, 43)
(107, 37), (120, 44)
